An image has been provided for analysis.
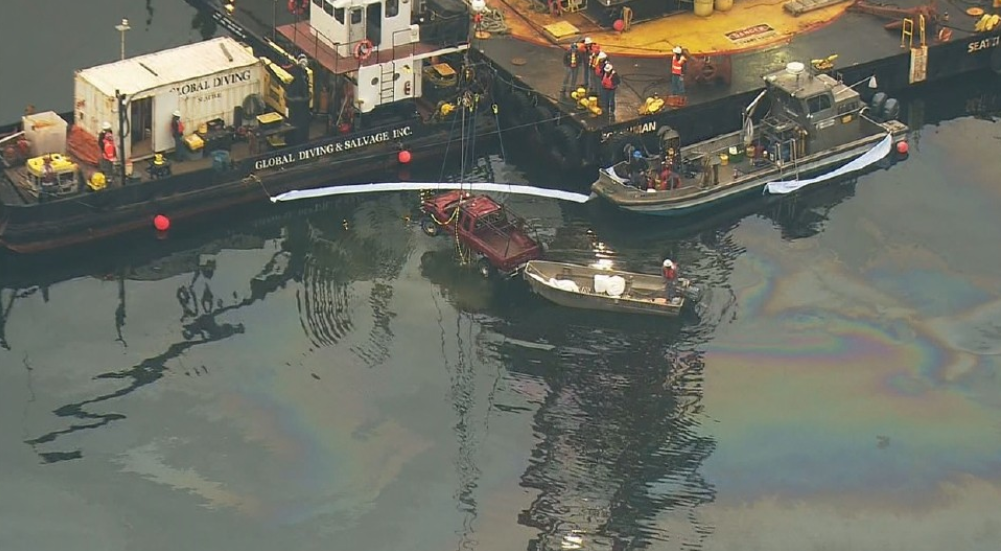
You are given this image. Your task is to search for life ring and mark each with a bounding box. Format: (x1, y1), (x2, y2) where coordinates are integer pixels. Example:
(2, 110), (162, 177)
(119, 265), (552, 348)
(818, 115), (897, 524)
(354, 40), (374, 61)
(287, 0), (308, 16)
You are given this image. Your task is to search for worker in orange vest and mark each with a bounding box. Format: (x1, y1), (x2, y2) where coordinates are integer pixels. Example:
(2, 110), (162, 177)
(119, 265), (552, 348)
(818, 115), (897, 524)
(590, 51), (607, 96)
(97, 121), (113, 160)
(670, 46), (687, 97)
(600, 63), (620, 117)
(100, 131), (117, 179)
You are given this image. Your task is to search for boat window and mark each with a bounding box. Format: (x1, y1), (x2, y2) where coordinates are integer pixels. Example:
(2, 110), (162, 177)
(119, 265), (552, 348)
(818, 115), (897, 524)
(313, 0), (322, 7)
(807, 94), (832, 114)
(334, 7), (345, 22)
(350, 7), (363, 23)
(324, 0), (334, 15)
(386, 0), (399, 17)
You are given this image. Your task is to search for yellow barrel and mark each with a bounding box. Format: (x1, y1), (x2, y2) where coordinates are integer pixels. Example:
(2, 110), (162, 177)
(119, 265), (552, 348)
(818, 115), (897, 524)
(719, 153), (729, 165)
(715, 0), (733, 10)
(694, 0), (714, 16)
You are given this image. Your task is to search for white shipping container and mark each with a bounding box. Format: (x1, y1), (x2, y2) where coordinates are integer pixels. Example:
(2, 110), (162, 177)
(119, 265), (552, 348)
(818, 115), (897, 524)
(73, 37), (265, 161)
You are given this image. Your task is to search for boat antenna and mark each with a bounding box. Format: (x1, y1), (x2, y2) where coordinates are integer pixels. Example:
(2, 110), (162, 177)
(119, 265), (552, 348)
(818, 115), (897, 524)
(115, 18), (131, 60)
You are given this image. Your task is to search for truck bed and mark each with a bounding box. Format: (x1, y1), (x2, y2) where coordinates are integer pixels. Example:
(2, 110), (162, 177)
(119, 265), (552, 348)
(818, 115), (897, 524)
(477, 230), (535, 260)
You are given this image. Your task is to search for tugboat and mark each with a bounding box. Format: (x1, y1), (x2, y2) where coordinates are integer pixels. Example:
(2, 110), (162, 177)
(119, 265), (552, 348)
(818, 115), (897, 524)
(0, 0), (494, 253)
(590, 62), (910, 216)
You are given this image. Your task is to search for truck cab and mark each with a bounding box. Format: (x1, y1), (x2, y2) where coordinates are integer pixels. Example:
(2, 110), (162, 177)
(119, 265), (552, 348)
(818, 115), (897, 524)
(420, 190), (542, 277)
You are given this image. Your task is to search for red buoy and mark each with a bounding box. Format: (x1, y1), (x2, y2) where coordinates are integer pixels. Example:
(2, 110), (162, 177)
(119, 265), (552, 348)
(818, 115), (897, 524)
(398, 149), (412, 164)
(154, 214), (170, 232)
(896, 140), (909, 155)
(613, 19), (625, 32)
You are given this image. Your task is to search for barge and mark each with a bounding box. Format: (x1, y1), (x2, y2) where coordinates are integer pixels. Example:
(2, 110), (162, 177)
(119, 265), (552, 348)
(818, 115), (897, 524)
(0, 0), (494, 253)
(469, 0), (1001, 169)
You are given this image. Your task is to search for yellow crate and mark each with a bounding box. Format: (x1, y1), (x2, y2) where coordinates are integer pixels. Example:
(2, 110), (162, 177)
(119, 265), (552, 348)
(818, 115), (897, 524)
(184, 133), (205, 151)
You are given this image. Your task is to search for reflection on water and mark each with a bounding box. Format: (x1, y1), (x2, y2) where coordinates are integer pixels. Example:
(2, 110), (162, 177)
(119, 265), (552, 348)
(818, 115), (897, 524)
(0, 74), (1000, 551)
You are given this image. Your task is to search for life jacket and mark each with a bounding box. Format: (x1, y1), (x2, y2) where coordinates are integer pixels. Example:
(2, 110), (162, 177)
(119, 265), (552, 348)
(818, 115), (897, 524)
(672, 54), (686, 76)
(171, 117), (185, 137)
(601, 71), (616, 90)
(591, 52), (604, 72)
(662, 266), (677, 280)
(566, 49), (578, 68)
(102, 136), (117, 162)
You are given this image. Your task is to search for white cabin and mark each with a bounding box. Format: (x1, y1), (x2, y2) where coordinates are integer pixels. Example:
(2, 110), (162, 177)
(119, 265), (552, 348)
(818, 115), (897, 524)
(309, 0), (419, 57)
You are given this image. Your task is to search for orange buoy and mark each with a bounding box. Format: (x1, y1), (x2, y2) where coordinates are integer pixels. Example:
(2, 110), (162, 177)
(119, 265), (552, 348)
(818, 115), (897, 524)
(613, 19), (625, 32)
(896, 141), (909, 155)
(154, 214), (170, 231)
(398, 150), (412, 164)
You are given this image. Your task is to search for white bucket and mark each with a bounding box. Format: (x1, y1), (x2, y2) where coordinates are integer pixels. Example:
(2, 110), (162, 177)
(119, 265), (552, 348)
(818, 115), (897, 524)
(594, 274), (610, 294)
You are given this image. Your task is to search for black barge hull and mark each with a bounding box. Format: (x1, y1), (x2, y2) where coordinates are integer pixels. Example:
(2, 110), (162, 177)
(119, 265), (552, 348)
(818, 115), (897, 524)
(0, 120), (496, 253)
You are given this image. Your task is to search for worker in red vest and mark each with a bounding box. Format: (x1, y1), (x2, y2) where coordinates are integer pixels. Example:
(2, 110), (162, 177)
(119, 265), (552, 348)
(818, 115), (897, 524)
(560, 43), (581, 96)
(100, 131), (116, 179)
(662, 258), (678, 298)
(670, 46), (687, 97)
(97, 121), (113, 160)
(171, 110), (186, 160)
(600, 63), (620, 117)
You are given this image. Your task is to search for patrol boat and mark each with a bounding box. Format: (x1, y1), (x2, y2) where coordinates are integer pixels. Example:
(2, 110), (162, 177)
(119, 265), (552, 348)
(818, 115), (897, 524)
(0, 0), (494, 253)
(589, 62), (910, 216)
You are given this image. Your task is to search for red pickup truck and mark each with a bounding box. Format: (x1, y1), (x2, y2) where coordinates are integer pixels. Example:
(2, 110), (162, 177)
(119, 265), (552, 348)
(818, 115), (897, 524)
(420, 191), (543, 277)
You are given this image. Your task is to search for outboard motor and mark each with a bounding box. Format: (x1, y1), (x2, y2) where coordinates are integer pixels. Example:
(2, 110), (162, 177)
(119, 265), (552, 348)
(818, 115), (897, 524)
(682, 282), (703, 303)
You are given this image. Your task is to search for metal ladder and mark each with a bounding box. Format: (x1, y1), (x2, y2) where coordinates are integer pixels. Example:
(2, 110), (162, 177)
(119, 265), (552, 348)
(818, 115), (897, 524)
(773, 137), (801, 179)
(379, 63), (395, 104)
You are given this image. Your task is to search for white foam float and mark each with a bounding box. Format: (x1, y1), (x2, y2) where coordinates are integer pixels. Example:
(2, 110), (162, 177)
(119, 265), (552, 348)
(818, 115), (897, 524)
(271, 182), (594, 204)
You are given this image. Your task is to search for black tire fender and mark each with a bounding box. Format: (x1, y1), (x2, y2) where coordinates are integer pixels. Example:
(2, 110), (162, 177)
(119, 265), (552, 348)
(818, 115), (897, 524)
(550, 124), (582, 170)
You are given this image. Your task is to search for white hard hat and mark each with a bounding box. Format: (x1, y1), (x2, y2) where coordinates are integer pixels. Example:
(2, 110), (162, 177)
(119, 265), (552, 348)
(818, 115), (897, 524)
(102, 121), (112, 130)
(663, 259), (674, 268)
(583, 37), (592, 44)
(673, 46), (682, 54)
(173, 110), (181, 117)
(604, 63), (613, 71)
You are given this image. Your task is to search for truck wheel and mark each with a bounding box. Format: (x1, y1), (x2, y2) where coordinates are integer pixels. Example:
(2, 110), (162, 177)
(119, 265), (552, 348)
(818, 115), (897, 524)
(421, 217), (440, 237)
(477, 257), (496, 279)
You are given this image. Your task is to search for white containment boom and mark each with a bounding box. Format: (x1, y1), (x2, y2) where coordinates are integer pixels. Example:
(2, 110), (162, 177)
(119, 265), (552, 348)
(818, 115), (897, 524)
(271, 182), (594, 204)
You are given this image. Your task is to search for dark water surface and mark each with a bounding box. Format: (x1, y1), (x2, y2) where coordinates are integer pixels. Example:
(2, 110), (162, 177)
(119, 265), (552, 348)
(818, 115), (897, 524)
(4, 3), (1001, 550)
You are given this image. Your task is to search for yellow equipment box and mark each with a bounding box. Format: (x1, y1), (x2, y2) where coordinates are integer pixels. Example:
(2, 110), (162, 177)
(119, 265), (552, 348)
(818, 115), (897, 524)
(27, 154), (77, 178)
(184, 133), (205, 151)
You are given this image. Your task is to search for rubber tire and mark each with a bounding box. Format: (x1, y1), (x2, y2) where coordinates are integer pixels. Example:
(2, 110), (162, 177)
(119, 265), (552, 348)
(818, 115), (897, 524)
(533, 105), (556, 138)
(550, 124), (582, 171)
(421, 216), (440, 237)
(882, 98), (900, 121)
(870, 92), (888, 120)
(477, 257), (495, 279)
(502, 92), (532, 132)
